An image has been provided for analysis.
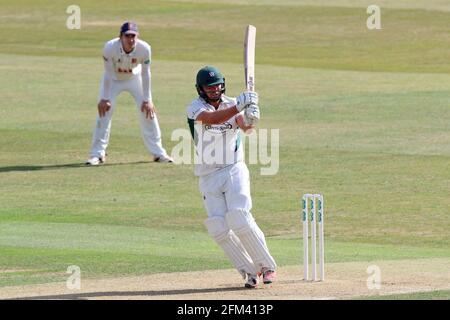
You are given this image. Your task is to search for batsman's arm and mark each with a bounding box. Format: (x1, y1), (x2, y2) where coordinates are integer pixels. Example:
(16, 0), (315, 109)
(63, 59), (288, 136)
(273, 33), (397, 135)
(236, 114), (255, 133)
(196, 107), (240, 125)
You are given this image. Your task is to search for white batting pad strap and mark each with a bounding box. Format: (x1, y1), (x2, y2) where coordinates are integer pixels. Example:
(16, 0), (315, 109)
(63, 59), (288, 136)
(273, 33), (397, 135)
(225, 209), (277, 271)
(204, 217), (257, 277)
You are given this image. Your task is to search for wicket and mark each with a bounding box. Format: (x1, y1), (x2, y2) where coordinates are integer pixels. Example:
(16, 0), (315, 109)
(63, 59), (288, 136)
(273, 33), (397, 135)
(302, 194), (325, 281)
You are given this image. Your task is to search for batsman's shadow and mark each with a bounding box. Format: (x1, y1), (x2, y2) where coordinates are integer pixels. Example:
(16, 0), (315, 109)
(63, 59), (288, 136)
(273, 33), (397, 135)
(0, 162), (150, 173)
(11, 286), (248, 300)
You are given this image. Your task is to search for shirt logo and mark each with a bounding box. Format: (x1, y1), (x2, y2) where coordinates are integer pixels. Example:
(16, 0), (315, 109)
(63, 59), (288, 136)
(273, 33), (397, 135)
(205, 122), (232, 133)
(132, 58), (137, 64)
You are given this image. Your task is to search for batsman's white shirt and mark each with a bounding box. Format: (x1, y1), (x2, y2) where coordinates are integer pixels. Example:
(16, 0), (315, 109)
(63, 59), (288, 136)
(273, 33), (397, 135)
(187, 95), (244, 177)
(187, 96), (250, 218)
(88, 38), (167, 158)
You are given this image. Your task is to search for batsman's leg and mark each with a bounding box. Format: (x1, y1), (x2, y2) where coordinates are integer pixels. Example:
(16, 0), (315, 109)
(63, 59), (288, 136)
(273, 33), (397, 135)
(226, 209), (277, 273)
(204, 216), (258, 278)
(200, 169), (259, 287)
(224, 162), (277, 281)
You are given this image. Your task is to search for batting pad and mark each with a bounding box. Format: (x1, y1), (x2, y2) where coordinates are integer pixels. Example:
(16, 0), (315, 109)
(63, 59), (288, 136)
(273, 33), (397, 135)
(204, 216), (257, 277)
(225, 209), (277, 271)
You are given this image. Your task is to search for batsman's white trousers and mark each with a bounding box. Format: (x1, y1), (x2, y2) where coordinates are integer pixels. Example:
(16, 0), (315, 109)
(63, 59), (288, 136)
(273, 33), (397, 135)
(199, 162), (277, 273)
(199, 161), (252, 218)
(89, 75), (167, 158)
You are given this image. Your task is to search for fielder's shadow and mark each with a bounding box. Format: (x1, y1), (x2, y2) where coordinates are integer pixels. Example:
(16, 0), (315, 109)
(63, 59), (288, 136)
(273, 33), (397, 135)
(0, 162), (150, 173)
(11, 286), (248, 300)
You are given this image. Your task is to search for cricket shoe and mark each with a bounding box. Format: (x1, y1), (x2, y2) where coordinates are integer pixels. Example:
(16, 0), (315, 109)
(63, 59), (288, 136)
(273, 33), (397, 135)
(261, 268), (276, 284)
(85, 156), (105, 166)
(244, 274), (259, 289)
(153, 154), (173, 163)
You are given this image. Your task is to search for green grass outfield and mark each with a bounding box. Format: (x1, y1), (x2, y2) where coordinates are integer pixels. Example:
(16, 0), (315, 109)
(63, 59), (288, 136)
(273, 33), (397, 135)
(354, 290), (450, 300)
(0, 0), (449, 297)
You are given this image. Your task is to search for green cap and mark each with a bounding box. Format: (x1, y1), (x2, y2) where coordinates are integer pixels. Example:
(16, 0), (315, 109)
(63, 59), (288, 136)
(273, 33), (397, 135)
(196, 66), (225, 88)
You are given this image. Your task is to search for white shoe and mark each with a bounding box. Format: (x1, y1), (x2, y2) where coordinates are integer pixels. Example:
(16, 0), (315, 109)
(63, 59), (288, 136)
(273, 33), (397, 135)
(85, 156), (105, 166)
(153, 154), (173, 163)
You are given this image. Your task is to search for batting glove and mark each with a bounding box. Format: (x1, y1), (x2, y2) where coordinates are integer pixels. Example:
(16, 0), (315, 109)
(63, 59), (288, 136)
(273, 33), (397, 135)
(244, 104), (260, 126)
(236, 91), (259, 112)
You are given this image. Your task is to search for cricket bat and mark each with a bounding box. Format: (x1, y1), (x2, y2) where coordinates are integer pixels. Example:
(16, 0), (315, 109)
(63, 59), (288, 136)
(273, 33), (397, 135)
(244, 25), (256, 92)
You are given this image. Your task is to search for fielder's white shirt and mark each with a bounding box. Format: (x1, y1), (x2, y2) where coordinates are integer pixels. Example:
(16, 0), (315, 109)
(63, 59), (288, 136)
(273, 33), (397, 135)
(187, 95), (243, 177)
(101, 38), (152, 101)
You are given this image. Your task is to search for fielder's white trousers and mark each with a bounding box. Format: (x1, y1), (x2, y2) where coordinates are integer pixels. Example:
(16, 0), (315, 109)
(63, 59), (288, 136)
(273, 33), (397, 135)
(89, 75), (167, 158)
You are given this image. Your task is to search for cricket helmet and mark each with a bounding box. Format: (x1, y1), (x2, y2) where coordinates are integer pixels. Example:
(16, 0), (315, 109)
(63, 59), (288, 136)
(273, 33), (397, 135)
(195, 66), (226, 100)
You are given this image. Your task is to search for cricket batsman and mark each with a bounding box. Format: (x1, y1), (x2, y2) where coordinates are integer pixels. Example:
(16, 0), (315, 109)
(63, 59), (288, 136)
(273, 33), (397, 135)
(187, 66), (277, 288)
(86, 22), (173, 165)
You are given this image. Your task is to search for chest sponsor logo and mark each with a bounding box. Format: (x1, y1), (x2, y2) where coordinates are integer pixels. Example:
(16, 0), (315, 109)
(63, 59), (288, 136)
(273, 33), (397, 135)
(204, 122), (232, 133)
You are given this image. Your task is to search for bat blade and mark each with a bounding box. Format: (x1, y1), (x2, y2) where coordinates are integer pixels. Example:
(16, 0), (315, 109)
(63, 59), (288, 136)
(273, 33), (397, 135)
(244, 25), (256, 92)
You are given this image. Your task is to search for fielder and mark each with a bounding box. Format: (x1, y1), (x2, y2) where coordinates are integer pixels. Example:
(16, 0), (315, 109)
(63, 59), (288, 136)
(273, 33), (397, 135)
(187, 66), (277, 288)
(86, 22), (173, 165)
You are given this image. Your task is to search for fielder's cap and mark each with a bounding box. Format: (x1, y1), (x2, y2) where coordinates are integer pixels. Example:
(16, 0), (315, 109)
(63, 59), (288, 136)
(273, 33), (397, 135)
(120, 22), (139, 35)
